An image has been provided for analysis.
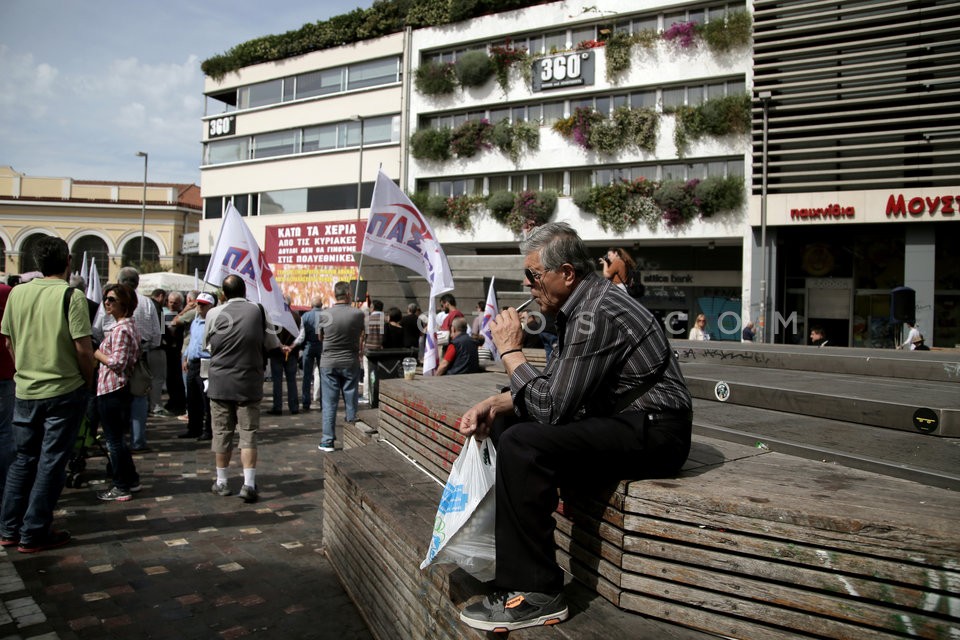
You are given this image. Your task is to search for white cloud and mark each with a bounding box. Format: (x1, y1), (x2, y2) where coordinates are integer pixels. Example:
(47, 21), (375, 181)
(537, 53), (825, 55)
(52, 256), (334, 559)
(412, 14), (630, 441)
(1, 0), (364, 183)
(0, 45), (60, 113)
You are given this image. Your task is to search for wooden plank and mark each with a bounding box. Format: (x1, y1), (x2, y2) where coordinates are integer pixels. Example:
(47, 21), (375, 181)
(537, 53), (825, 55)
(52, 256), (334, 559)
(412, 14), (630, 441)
(379, 400), (463, 459)
(554, 510), (624, 562)
(624, 453), (960, 563)
(380, 393), (467, 447)
(379, 373), (505, 428)
(377, 414), (450, 482)
(620, 573), (906, 640)
(620, 590), (818, 640)
(621, 549), (956, 635)
(378, 409), (459, 467)
(623, 517), (960, 598)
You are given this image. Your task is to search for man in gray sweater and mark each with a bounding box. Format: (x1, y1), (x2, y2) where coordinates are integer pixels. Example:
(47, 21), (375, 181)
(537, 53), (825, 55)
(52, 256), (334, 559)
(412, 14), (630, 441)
(318, 281), (365, 452)
(204, 275), (279, 503)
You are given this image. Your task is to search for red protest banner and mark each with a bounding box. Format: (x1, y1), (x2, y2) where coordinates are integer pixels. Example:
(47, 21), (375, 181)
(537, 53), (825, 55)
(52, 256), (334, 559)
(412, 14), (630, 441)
(264, 220), (367, 309)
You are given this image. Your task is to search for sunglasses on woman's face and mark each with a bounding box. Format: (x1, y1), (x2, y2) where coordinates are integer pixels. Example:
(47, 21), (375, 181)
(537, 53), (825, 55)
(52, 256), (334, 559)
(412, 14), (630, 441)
(104, 296), (119, 304)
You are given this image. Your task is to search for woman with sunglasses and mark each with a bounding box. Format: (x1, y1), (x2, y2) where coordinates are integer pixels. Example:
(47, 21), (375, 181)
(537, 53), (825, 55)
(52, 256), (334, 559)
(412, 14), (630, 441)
(93, 283), (142, 501)
(688, 313), (709, 341)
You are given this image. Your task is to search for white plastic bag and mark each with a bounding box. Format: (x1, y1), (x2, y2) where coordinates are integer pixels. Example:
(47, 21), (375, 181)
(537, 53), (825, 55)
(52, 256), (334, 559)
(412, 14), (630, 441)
(419, 436), (496, 581)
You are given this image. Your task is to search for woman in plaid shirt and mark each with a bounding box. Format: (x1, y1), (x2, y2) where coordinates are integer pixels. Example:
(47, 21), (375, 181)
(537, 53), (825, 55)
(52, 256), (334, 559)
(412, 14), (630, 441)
(93, 283), (142, 502)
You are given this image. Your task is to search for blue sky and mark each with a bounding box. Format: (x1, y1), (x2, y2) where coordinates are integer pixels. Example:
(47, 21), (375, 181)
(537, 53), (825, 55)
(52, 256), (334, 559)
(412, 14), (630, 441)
(0, 0), (369, 185)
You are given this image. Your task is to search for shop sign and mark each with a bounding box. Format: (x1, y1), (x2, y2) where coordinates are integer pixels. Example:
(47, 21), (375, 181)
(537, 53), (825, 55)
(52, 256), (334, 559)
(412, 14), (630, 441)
(790, 204), (855, 220)
(531, 51), (595, 91)
(886, 194), (957, 218)
(207, 115), (235, 139)
(181, 232), (199, 255)
(641, 270), (740, 287)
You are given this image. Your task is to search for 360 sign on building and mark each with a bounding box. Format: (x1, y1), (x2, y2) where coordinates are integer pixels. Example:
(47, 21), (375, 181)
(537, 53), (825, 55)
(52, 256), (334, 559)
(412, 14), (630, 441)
(208, 116), (235, 139)
(531, 51), (595, 91)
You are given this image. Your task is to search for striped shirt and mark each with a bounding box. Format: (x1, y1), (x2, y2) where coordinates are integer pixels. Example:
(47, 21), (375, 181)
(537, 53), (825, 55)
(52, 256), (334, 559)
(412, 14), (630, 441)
(509, 272), (690, 424)
(97, 317), (141, 396)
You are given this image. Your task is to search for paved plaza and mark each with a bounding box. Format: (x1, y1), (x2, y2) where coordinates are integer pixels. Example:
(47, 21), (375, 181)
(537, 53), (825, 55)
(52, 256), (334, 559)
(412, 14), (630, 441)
(0, 398), (373, 640)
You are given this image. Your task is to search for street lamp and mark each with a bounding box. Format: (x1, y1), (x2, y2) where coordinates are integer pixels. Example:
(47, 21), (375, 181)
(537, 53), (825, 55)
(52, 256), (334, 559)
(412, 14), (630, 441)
(758, 91), (771, 343)
(136, 151), (148, 265)
(349, 116), (365, 220)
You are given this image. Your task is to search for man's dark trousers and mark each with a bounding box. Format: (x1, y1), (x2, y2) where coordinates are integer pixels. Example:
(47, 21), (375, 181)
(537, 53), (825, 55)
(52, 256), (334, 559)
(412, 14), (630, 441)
(490, 410), (691, 593)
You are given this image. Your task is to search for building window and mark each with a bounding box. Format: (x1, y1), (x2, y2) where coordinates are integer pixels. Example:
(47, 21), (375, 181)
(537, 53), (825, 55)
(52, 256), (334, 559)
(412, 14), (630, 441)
(239, 79), (282, 110)
(364, 115), (401, 145)
(205, 138), (249, 165)
(347, 57), (399, 91)
(70, 236), (109, 283)
(260, 188), (308, 215)
(204, 56), (400, 117)
(488, 175), (510, 193)
(297, 68), (344, 98)
(303, 124), (339, 152)
(541, 102), (565, 125)
(542, 30), (567, 53)
(252, 130), (299, 159)
(429, 179), (479, 197)
(569, 170), (592, 192)
(121, 237), (160, 269)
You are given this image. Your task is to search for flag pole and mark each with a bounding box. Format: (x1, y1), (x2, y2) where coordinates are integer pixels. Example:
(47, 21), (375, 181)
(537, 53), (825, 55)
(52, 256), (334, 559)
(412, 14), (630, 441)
(354, 163), (383, 304)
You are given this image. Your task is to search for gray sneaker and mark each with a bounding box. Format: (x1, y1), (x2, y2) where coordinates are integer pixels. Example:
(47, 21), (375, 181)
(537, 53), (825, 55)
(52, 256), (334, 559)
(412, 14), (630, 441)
(238, 484), (258, 503)
(460, 590), (568, 632)
(211, 481), (232, 496)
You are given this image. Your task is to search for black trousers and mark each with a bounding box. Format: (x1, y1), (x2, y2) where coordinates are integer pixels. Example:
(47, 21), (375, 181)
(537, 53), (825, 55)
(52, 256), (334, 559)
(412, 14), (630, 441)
(164, 346), (187, 414)
(185, 360), (211, 437)
(490, 410), (691, 593)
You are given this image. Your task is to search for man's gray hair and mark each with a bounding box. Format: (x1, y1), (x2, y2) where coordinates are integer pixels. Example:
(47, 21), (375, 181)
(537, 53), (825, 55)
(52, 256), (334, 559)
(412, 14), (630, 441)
(117, 266), (140, 288)
(334, 281), (350, 300)
(69, 274), (87, 289)
(407, 302), (418, 313)
(520, 222), (594, 277)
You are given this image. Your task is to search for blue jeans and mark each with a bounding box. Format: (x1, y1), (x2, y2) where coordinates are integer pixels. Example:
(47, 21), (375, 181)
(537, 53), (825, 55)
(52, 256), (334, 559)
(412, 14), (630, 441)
(300, 343), (322, 409)
(98, 387), (140, 491)
(320, 366), (360, 448)
(129, 394), (148, 450)
(0, 379), (16, 500)
(1, 386), (86, 544)
(540, 331), (559, 367)
(270, 350), (299, 413)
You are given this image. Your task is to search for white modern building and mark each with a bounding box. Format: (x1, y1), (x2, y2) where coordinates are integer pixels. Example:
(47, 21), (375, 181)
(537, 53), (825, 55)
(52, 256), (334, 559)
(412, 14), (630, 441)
(199, 33), (405, 307)
(198, 0), (959, 347)
(407, 0), (752, 336)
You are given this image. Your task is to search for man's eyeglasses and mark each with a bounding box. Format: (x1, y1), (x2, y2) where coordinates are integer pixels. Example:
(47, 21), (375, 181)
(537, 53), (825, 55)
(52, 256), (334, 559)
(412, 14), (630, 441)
(524, 268), (545, 285)
(104, 296), (119, 304)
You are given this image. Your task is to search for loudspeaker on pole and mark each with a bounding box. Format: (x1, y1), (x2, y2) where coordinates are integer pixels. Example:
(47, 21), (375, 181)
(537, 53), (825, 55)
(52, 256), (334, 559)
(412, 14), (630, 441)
(890, 286), (915, 324)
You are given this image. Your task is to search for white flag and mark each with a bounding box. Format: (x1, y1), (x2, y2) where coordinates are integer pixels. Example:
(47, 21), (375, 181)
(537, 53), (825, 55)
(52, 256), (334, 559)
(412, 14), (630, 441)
(362, 170), (454, 375)
(86, 260), (102, 304)
(194, 267), (199, 292)
(79, 251), (89, 282)
(481, 277), (500, 361)
(203, 202), (298, 336)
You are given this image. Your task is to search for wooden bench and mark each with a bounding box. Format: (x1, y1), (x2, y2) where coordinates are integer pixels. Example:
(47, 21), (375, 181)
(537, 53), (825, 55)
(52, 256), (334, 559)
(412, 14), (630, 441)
(322, 441), (716, 640)
(359, 373), (960, 639)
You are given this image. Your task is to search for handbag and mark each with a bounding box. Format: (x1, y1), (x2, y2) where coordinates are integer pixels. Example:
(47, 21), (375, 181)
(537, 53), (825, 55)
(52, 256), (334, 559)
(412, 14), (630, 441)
(128, 352), (152, 396)
(420, 436), (497, 581)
